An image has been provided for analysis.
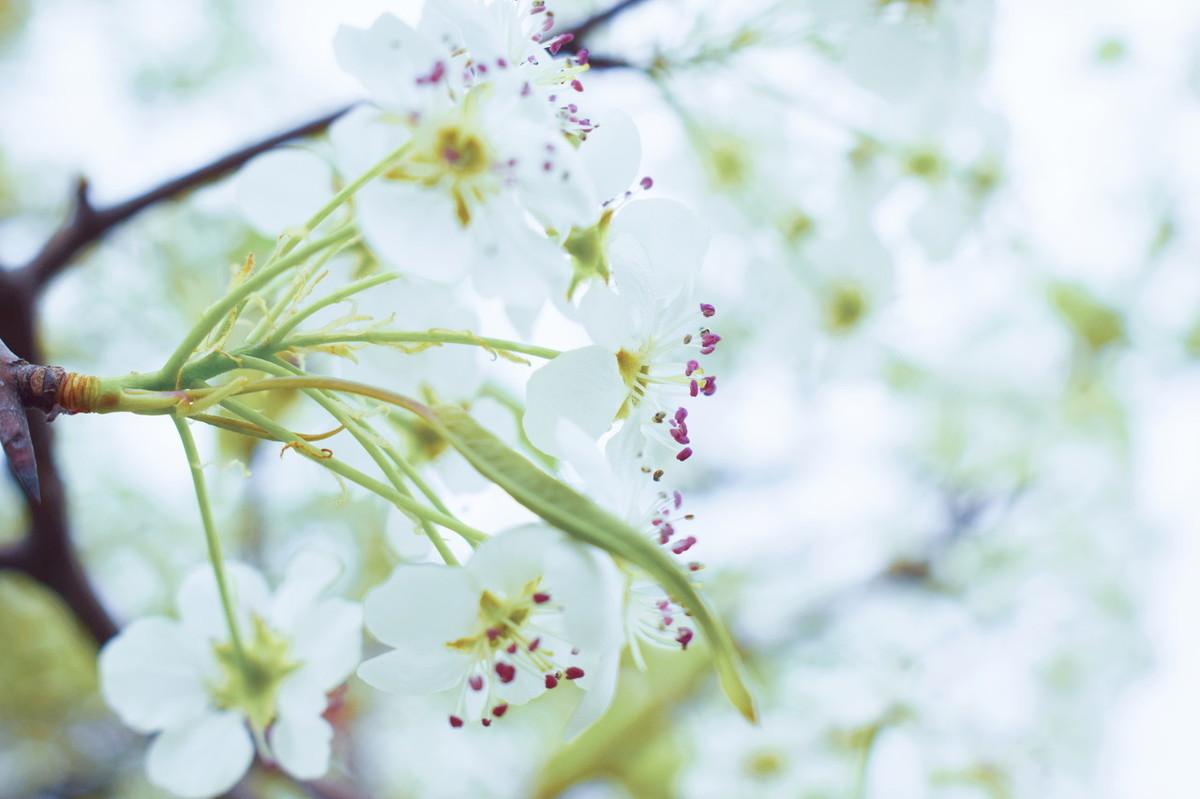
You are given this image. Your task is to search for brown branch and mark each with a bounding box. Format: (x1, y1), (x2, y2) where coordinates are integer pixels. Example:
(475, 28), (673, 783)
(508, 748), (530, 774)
(0, 104), (355, 649)
(563, 0), (653, 45)
(22, 104), (353, 290)
(557, 0), (651, 71)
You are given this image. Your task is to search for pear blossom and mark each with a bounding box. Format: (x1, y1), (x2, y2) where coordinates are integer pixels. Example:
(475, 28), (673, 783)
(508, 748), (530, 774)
(561, 111), (708, 302)
(358, 524), (623, 737)
(552, 422), (703, 666)
(328, 9), (600, 309)
(523, 260), (722, 462)
(98, 552), (362, 798)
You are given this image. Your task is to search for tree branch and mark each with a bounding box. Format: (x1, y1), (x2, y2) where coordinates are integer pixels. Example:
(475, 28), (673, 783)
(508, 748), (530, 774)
(558, 0), (651, 70)
(0, 104), (355, 648)
(22, 104), (353, 290)
(563, 0), (653, 44)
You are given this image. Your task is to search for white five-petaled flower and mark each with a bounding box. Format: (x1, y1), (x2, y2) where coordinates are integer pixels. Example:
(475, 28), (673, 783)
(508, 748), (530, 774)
(523, 239), (722, 463)
(358, 524), (623, 737)
(326, 9), (600, 310)
(98, 552), (362, 799)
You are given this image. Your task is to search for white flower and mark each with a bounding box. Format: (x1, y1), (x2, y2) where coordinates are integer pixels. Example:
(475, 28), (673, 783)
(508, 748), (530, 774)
(523, 252), (721, 462)
(560, 110), (706, 303)
(327, 10), (600, 310)
(358, 524), (623, 737)
(98, 552), (362, 798)
(552, 422), (702, 667)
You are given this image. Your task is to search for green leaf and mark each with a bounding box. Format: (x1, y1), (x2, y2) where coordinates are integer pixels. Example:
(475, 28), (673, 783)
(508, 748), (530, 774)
(428, 403), (758, 723)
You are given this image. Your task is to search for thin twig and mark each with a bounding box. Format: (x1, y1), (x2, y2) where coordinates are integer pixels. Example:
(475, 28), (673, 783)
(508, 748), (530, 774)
(563, 0), (653, 44)
(22, 104), (353, 289)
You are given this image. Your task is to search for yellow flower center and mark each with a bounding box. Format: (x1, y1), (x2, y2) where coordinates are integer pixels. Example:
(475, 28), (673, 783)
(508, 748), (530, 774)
(824, 283), (869, 334)
(212, 615), (300, 732)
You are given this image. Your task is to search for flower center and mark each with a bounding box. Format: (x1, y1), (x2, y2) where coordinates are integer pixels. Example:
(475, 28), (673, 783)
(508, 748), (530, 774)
(441, 580), (588, 728)
(563, 208), (615, 299)
(212, 615), (300, 731)
(384, 89), (498, 228)
(824, 282), (868, 334)
(446, 579), (546, 655)
(435, 126), (489, 178)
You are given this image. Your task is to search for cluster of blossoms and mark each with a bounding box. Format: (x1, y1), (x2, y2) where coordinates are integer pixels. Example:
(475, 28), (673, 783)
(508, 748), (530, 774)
(96, 2), (730, 796)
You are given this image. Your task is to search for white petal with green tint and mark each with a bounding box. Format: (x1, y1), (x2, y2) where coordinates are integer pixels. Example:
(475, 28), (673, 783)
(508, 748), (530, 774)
(146, 710), (254, 799)
(98, 617), (211, 733)
(523, 345), (627, 457)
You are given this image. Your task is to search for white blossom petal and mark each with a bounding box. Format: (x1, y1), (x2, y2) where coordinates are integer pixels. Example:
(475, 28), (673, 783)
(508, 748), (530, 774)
(235, 149), (333, 235)
(176, 562), (270, 645)
(364, 564), (479, 649)
(98, 617), (211, 734)
(608, 199), (707, 300)
(523, 346), (627, 456)
(356, 182), (473, 282)
(465, 524), (564, 598)
(580, 110), (643, 203)
(268, 549), (343, 634)
(270, 713), (334, 781)
(288, 597), (363, 690)
(146, 711), (254, 799)
(357, 647), (473, 695)
(333, 15), (445, 114)
(329, 104), (412, 177)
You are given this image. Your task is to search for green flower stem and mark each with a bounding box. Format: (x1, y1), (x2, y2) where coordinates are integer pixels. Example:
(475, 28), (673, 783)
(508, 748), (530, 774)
(239, 355), (464, 565)
(243, 233), (358, 346)
(172, 417), (248, 666)
(154, 226), (358, 387)
(269, 272), (401, 344)
(381, 441), (457, 520)
(219, 398), (487, 547)
(278, 330), (561, 360)
(111, 328), (555, 400)
(279, 142), (412, 259)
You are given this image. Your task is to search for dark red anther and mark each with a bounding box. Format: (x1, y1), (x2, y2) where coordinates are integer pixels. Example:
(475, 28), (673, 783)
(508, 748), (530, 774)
(671, 536), (697, 555)
(700, 303), (716, 317)
(640, 176), (654, 190)
(482, 718), (492, 727)
(577, 48), (590, 65)
(495, 662), (517, 683)
(674, 407), (688, 424)
(564, 666), (585, 680)
(670, 427), (690, 445)
(571, 79), (584, 92)
(449, 715), (464, 728)
(676, 447), (694, 462)
(469, 675), (484, 692)
(548, 34), (574, 55)
(492, 704), (509, 717)
(486, 627), (502, 642)
(676, 628), (694, 650)
(506, 643), (518, 654)
(544, 674), (559, 689)
(532, 592), (551, 604)
(689, 380), (699, 397)
(701, 377), (717, 396)
(529, 637), (541, 652)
